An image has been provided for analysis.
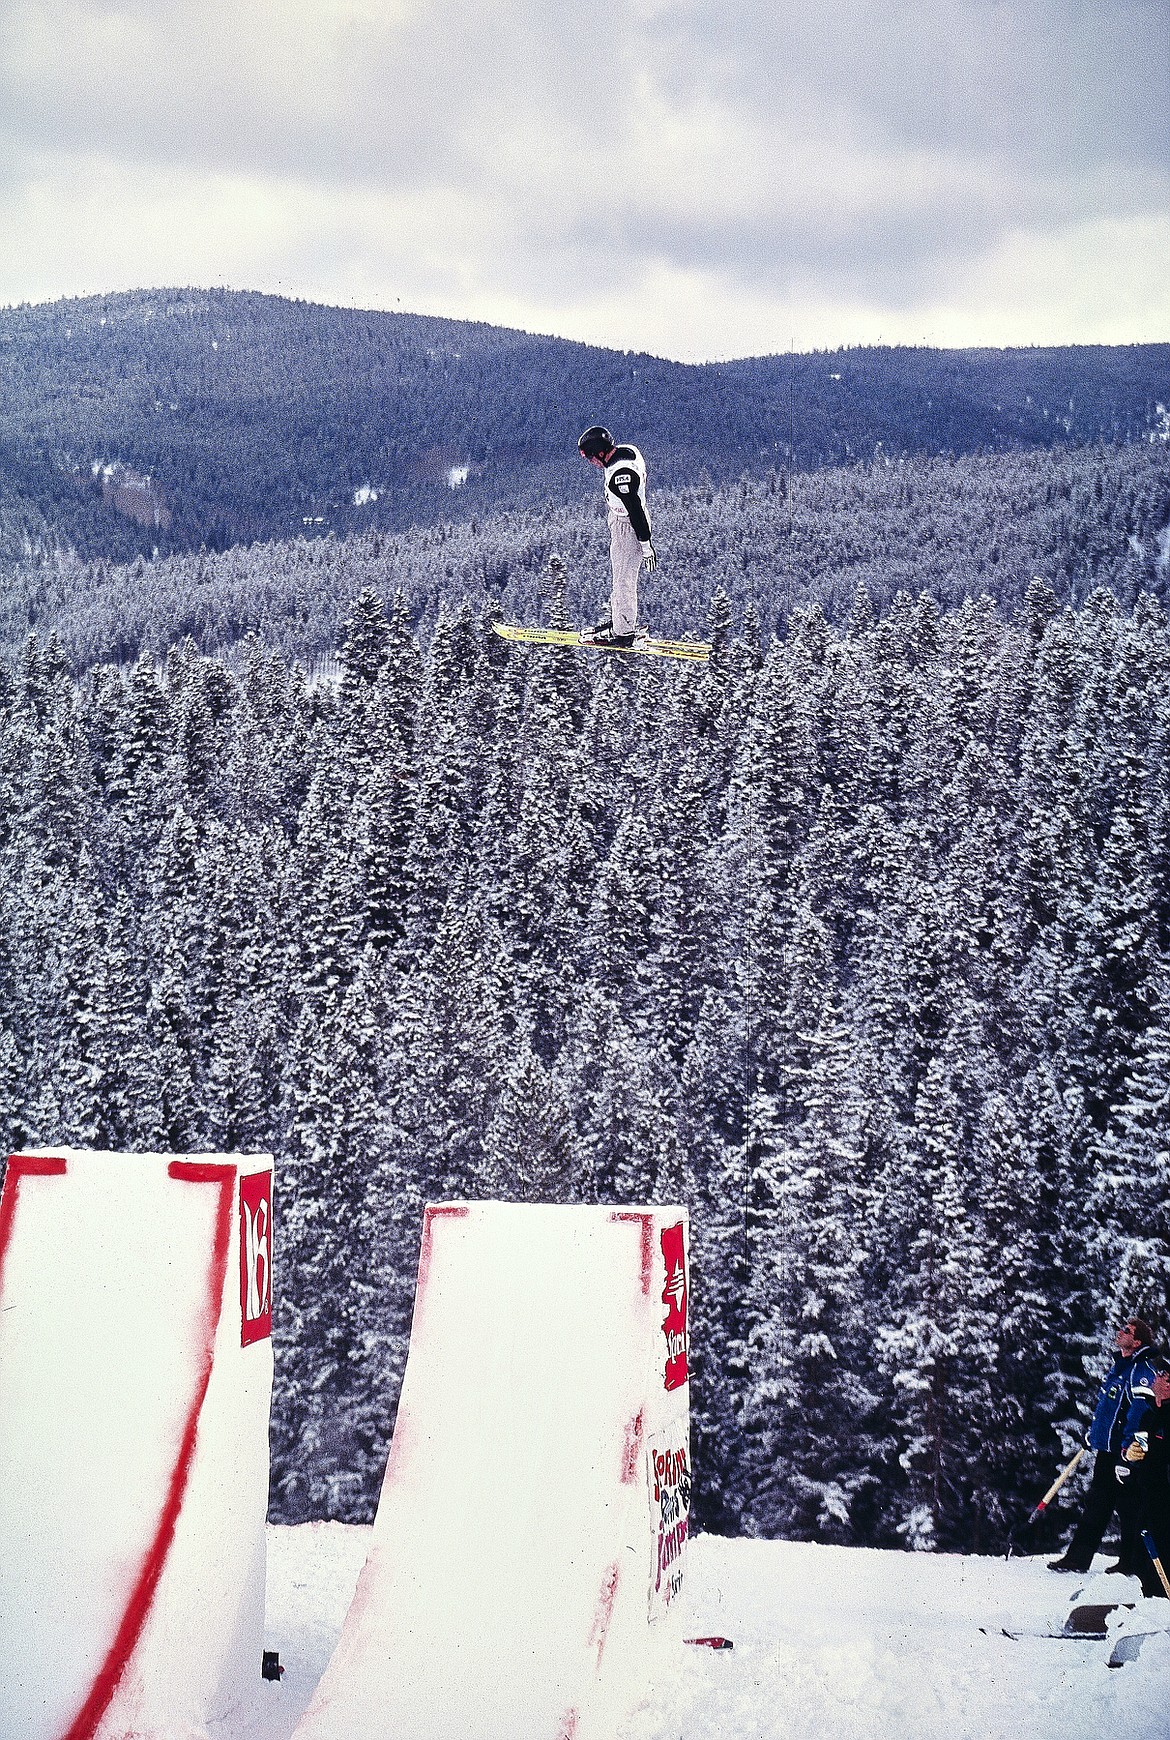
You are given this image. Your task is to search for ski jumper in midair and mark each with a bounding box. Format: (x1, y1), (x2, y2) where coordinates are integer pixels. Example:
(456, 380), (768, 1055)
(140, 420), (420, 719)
(578, 426), (657, 646)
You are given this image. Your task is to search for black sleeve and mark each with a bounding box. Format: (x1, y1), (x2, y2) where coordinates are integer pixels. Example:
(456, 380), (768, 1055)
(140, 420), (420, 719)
(606, 468), (652, 542)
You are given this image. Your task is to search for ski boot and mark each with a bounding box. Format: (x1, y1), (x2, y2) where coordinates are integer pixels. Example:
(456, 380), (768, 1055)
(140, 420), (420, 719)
(582, 615), (634, 647)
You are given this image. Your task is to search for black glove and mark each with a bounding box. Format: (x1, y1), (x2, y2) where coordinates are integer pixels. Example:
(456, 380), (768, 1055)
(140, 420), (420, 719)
(642, 540), (658, 574)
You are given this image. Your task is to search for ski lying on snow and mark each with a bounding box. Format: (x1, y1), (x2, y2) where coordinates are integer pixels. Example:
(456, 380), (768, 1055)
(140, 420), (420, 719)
(984, 1602), (1137, 1641)
(492, 624), (710, 662)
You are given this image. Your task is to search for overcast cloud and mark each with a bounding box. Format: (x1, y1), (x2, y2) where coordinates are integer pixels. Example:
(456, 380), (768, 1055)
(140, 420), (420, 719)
(0, 0), (1166, 358)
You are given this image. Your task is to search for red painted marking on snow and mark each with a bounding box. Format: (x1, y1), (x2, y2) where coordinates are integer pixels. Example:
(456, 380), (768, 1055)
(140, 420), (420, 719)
(168, 1159), (236, 1187)
(620, 1409), (644, 1484)
(61, 1161), (235, 1740)
(380, 1407), (414, 1491)
(685, 1636), (733, 1650)
(2, 1153), (67, 1178)
(0, 1154), (68, 1301)
(587, 1560), (621, 1671)
(416, 1203), (469, 1304)
(556, 1708), (580, 1739)
(609, 1210), (654, 1296)
(315, 1538), (388, 1672)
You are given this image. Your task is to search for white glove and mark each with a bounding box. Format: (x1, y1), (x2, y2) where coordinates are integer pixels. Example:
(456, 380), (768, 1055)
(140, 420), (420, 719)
(642, 540), (657, 573)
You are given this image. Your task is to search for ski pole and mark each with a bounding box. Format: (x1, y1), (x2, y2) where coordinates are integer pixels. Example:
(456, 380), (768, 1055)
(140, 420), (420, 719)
(1142, 1530), (1170, 1600)
(1007, 1447), (1085, 1557)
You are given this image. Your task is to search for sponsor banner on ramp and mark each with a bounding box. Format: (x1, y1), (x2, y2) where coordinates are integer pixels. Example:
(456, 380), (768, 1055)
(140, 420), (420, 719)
(647, 1421), (691, 1621)
(239, 1168), (273, 1346)
(660, 1221), (689, 1393)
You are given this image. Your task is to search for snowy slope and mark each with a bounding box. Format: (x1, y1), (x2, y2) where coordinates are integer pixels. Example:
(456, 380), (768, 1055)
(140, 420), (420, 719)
(245, 1528), (1169, 1740)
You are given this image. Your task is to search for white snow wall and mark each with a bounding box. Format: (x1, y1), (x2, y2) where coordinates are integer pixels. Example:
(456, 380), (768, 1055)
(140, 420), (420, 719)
(0, 1148), (275, 1740)
(293, 1201), (692, 1740)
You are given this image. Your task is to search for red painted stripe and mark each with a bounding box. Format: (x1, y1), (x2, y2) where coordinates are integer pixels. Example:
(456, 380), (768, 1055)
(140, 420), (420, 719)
(620, 1410), (644, 1484)
(416, 1203), (469, 1303)
(380, 1408), (414, 1491)
(0, 1155), (69, 1306)
(587, 1561), (621, 1671)
(4, 1153), (68, 1176)
(382, 1206), (471, 1497)
(609, 1210), (654, 1296)
(62, 1161), (236, 1740)
(169, 1159), (236, 1186)
(556, 1708), (579, 1739)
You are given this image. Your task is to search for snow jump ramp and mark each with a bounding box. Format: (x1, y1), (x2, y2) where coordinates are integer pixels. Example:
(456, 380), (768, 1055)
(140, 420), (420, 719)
(0, 1148), (275, 1740)
(294, 1201), (692, 1740)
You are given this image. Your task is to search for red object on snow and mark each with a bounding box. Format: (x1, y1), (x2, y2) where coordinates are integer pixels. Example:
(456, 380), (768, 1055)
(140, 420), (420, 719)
(684, 1636), (733, 1649)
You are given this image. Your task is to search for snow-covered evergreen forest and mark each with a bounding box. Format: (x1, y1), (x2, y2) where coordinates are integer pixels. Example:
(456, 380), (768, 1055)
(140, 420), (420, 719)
(2, 287), (1165, 563)
(2, 567), (1168, 1554)
(5, 441), (1168, 671)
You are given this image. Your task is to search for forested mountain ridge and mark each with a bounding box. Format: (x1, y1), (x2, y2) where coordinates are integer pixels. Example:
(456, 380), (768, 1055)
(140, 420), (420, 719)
(1, 287), (1167, 564)
(2, 288), (1168, 1558)
(7, 440), (1168, 674)
(1, 579), (1167, 1551)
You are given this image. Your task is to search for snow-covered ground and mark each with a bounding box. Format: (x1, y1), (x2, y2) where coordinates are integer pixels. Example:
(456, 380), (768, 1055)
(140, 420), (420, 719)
(245, 1526), (1169, 1740)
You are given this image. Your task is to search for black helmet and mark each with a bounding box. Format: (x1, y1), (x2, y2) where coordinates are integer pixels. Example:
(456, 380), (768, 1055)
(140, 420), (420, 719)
(578, 425), (614, 460)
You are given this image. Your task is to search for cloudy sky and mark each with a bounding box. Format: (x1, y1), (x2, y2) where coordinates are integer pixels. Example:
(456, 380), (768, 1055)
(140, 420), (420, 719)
(1, 0), (1167, 359)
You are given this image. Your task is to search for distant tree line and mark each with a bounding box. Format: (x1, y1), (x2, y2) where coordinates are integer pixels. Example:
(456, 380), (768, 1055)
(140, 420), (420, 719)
(2, 441), (1167, 677)
(1, 286), (1166, 563)
(1, 577), (1167, 1552)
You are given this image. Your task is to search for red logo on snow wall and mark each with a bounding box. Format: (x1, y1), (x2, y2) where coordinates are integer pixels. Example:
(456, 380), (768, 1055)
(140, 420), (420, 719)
(660, 1221), (689, 1392)
(239, 1171), (273, 1346)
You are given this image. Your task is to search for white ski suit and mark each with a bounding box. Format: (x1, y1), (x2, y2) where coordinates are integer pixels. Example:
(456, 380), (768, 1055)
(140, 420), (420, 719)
(600, 445), (653, 636)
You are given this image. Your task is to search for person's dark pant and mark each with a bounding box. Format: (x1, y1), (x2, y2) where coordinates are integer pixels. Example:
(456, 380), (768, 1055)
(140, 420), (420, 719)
(1059, 1450), (1144, 1572)
(1134, 1467), (1170, 1597)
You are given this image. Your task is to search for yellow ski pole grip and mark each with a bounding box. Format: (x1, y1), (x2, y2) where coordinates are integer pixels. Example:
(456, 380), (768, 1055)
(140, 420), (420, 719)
(1038, 1446), (1085, 1511)
(1008, 1445), (1088, 1557)
(1142, 1532), (1170, 1599)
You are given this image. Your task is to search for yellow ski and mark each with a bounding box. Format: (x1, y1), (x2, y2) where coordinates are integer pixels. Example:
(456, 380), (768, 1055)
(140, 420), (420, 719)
(491, 624), (709, 662)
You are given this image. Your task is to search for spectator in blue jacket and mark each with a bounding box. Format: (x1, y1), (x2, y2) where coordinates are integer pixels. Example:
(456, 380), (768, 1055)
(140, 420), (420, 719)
(1049, 1318), (1162, 1576)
